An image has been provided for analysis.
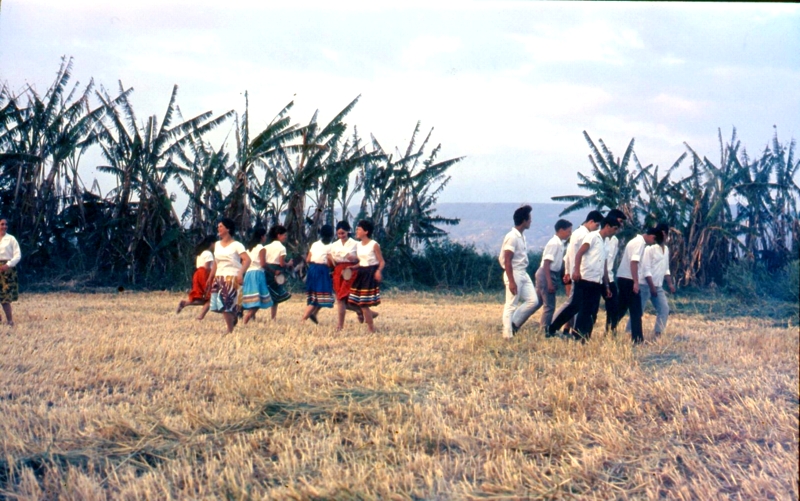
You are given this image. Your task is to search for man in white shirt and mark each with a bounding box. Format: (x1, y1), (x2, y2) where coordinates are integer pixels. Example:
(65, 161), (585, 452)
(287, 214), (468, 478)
(499, 205), (538, 338)
(617, 227), (657, 344)
(534, 219), (572, 331)
(547, 216), (620, 341)
(640, 223), (676, 338)
(602, 209), (628, 333)
(551, 210), (604, 336)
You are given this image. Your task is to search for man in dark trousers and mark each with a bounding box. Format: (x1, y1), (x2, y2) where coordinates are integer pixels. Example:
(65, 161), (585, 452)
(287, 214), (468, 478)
(603, 209), (628, 333)
(547, 216), (620, 341)
(615, 225), (657, 344)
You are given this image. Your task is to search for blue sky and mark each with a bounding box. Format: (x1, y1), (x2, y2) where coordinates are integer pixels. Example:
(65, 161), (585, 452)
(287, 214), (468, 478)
(1, 1), (798, 204)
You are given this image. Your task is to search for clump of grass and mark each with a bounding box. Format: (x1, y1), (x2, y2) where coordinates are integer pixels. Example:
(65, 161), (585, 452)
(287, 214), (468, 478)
(0, 292), (796, 498)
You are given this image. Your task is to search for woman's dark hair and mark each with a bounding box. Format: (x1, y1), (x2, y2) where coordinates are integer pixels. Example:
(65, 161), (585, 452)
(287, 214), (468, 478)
(218, 217), (236, 235)
(247, 227), (267, 250)
(356, 219), (374, 238)
(335, 221), (351, 233)
(513, 205), (533, 226)
(268, 225), (288, 242)
(195, 235), (217, 255)
(319, 224), (334, 244)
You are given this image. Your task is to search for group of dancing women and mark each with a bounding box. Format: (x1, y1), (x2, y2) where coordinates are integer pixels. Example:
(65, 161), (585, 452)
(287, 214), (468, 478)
(177, 218), (385, 333)
(501, 205), (675, 344)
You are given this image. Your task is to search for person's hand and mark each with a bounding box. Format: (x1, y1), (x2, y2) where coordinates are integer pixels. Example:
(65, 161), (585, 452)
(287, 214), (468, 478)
(547, 283), (556, 294)
(650, 286), (657, 299)
(562, 275), (571, 285)
(669, 284), (676, 294)
(605, 286), (613, 299)
(0, 264), (8, 272)
(374, 269), (382, 283)
(508, 280), (518, 296)
(236, 274), (244, 286)
(571, 270), (581, 282)
(633, 282), (639, 294)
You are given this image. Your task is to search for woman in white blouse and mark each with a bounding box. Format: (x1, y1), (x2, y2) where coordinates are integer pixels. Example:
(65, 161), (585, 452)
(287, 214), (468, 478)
(207, 218), (251, 333)
(640, 223), (676, 338)
(0, 218), (21, 326)
(301, 224), (335, 324)
(329, 221), (363, 330)
(347, 220), (385, 333)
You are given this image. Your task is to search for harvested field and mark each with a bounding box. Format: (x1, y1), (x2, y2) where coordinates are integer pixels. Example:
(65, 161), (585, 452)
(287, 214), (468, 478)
(0, 291), (797, 499)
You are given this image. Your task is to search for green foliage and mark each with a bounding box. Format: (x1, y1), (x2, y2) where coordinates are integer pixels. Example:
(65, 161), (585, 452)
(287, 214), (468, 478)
(723, 259), (799, 303)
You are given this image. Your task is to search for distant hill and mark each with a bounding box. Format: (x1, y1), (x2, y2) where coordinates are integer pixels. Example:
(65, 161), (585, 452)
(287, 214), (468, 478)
(434, 203), (586, 254)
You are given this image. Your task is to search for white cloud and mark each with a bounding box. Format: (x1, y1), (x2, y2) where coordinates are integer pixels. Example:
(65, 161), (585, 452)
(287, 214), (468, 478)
(401, 35), (462, 68)
(510, 21), (644, 65)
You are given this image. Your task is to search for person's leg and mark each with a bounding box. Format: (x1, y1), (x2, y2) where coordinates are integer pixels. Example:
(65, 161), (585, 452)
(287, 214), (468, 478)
(548, 283), (582, 336)
(1, 303), (12, 326)
(652, 287), (669, 336)
(222, 312), (235, 333)
(196, 301), (210, 320)
(336, 300), (347, 329)
(605, 282), (619, 332)
(617, 278), (632, 331)
(271, 304), (278, 320)
(636, 288), (650, 341)
(535, 269), (554, 330)
(550, 281), (575, 332)
(176, 299), (187, 314)
(574, 282), (602, 341)
(243, 308), (258, 324)
(511, 272), (539, 330)
(502, 273), (521, 338)
(362, 306), (375, 332)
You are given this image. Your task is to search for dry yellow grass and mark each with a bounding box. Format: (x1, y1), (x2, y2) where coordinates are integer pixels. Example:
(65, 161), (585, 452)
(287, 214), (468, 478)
(0, 291), (797, 499)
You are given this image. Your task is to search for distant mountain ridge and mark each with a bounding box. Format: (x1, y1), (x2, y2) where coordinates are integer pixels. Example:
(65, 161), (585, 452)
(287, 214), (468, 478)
(434, 203), (585, 254)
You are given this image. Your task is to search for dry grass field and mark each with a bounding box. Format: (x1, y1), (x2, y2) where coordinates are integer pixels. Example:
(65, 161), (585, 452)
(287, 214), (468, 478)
(0, 291), (797, 500)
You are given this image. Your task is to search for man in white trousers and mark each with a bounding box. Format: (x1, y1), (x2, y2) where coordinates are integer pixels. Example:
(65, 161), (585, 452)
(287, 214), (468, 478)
(500, 205), (539, 339)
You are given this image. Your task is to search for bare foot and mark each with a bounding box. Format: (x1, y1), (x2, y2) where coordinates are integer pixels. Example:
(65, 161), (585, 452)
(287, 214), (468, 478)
(176, 301), (186, 314)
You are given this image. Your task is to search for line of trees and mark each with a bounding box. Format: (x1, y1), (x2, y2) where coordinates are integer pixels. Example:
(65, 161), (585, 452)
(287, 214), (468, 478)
(554, 130), (800, 287)
(0, 58), (463, 287)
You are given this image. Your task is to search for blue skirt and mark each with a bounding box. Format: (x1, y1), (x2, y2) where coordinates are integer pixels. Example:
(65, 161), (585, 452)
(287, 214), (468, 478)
(306, 263), (334, 308)
(241, 269), (274, 309)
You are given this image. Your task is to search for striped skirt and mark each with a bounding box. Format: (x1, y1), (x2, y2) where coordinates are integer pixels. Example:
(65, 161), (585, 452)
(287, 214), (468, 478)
(333, 263), (357, 301)
(0, 261), (19, 304)
(209, 275), (241, 314)
(265, 264), (291, 304)
(348, 265), (380, 307)
(241, 269), (274, 309)
(306, 263), (334, 308)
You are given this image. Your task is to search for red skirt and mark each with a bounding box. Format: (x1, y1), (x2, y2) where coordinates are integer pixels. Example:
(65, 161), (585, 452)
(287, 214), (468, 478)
(332, 263), (357, 301)
(188, 267), (211, 302)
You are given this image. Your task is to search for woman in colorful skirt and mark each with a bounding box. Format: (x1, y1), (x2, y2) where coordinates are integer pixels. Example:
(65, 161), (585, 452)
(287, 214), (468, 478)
(348, 220), (385, 333)
(330, 221), (363, 329)
(301, 224), (335, 324)
(242, 227), (274, 324)
(0, 218), (21, 327)
(176, 235), (216, 319)
(208, 218), (250, 333)
(264, 225), (291, 320)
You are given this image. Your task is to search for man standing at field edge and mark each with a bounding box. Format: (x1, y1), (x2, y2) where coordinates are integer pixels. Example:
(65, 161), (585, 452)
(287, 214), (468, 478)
(499, 205), (539, 339)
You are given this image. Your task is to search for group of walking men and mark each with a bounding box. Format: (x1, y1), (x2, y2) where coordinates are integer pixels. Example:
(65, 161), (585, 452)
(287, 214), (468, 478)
(500, 205), (675, 343)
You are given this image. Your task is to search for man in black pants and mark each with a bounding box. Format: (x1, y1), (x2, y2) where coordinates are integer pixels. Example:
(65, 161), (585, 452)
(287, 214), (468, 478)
(615, 226), (657, 344)
(547, 216), (620, 341)
(603, 209), (628, 333)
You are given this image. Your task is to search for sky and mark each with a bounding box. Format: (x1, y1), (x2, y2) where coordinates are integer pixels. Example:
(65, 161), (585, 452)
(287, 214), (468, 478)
(1, 0), (798, 205)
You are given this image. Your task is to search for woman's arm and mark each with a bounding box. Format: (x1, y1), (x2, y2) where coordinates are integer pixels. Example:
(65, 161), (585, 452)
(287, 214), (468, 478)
(238, 252), (251, 285)
(374, 243), (385, 282)
(259, 248), (267, 269)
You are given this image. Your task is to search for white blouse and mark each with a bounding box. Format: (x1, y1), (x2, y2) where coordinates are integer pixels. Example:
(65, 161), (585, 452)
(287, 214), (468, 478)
(195, 250), (214, 269)
(308, 241), (331, 265)
(357, 240), (380, 267)
(247, 244), (266, 272)
(329, 238), (358, 264)
(213, 241), (246, 277)
(264, 241), (287, 265)
(0, 234), (21, 267)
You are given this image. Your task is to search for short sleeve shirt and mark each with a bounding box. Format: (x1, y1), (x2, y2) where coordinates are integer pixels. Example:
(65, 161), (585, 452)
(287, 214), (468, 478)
(616, 235), (646, 281)
(579, 230), (608, 284)
(499, 228), (528, 271)
(564, 225), (589, 276)
(264, 241), (287, 265)
(309, 241), (331, 265)
(642, 244), (671, 286)
(605, 236), (620, 282)
(247, 244), (265, 271)
(330, 238), (358, 264)
(195, 250), (214, 269)
(540, 234), (566, 273)
(213, 241), (246, 277)
(0, 234), (21, 268)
